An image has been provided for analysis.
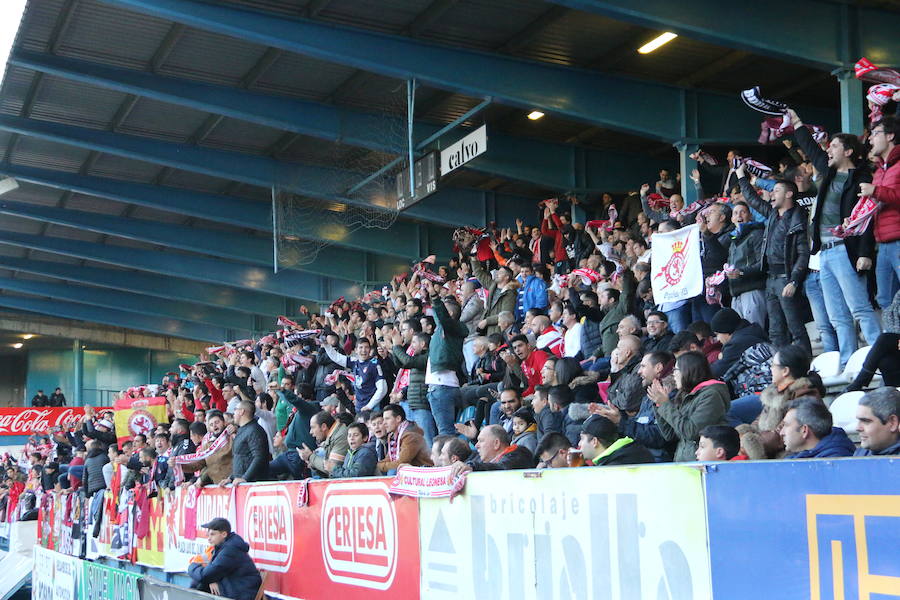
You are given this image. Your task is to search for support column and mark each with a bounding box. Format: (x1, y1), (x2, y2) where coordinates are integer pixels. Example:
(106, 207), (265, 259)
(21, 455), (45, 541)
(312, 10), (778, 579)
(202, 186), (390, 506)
(678, 143), (700, 206)
(838, 71), (864, 134)
(72, 338), (83, 407)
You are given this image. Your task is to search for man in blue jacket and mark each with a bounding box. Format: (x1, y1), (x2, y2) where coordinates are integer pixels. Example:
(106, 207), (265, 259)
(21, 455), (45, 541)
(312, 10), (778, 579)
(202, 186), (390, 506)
(782, 397), (855, 458)
(189, 518), (261, 600)
(854, 388), (900, 456)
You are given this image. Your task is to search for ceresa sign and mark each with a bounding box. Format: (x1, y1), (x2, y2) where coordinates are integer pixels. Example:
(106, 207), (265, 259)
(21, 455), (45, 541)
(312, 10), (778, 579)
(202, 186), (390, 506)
(321, 481), (398, 590)
(244, 485), (294, 572)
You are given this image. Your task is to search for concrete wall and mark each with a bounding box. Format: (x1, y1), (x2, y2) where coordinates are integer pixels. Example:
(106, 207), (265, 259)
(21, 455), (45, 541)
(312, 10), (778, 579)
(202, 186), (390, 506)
(25, 347), (198, 407)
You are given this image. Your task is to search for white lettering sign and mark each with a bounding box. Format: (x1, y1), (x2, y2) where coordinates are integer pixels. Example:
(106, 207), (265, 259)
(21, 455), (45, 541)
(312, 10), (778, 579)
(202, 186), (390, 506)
(440, 125), (487, 176)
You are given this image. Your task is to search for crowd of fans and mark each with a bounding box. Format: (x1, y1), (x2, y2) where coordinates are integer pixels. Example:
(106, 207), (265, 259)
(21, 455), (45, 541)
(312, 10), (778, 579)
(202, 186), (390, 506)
(8, 78), (900, 527)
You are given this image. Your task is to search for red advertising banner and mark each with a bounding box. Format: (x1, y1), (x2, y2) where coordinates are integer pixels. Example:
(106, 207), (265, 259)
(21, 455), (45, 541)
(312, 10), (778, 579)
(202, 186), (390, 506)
(0, 407), (111, 436)
(234, 479), (420, 599)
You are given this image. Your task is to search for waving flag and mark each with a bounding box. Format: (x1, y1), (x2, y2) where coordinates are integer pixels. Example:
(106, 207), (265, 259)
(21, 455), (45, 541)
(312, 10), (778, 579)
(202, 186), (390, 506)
(651, 224), (703, 303)
(113, 396), (169, 447)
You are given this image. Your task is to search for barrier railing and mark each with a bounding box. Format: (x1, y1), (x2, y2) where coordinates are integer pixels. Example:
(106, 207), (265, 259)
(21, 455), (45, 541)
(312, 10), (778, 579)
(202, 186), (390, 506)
(34, 458), (900, 600)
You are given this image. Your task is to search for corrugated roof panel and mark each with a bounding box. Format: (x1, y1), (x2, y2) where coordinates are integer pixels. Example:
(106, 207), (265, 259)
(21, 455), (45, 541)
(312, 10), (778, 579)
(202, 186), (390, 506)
(55, 0), (174, 69)
(225, 0), (305, 17)
(251, 52), (357, 100)
(201, 118), (284, 154)
(160, 28), (269, 86)
(65, 193), (126, 214)
(0, 67), (37, 115)
(2, 182), (60, 207)
(16, 0), (68, 53)
(514, 12), (635, 67)
(420, 0), (551, 50)
(116, 97), (210, 143)
(26, 251), (79, 264)
(0, 214), (44, 235)
(86, 153), (163, 182)
(161, 169), (234, 194)
(11, 138), (91, 172)
(44, 223), (104, 243)
(29, 75), (128, 129)
(127, 205), (188, 224)
(315, 0), (432, 33)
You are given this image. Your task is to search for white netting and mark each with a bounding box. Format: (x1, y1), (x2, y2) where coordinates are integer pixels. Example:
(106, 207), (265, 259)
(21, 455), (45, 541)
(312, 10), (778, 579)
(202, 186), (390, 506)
(272, 80), (410, 271)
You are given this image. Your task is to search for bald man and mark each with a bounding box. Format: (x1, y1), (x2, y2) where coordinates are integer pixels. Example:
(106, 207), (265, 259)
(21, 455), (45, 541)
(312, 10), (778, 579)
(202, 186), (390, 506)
(607, 335), (645, 415)
(450, 425), (536, 476)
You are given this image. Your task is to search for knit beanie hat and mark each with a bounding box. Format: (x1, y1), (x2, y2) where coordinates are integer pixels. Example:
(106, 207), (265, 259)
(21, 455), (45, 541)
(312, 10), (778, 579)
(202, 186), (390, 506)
(710, 308), (741, 334)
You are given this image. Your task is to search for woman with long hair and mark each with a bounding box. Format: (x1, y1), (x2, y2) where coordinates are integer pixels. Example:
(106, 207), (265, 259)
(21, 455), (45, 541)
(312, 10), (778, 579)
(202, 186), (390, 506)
(649, 351), (731, 461)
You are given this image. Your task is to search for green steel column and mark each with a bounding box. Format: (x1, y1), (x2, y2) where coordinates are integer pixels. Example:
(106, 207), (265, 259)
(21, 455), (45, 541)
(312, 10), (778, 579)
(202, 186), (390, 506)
(73, 338), (83, 406)
(838, 70), (864, 134)
(678, 144), (700, 205)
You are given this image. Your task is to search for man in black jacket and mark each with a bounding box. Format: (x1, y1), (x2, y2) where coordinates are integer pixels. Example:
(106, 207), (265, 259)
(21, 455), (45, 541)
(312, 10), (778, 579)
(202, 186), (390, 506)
(579, 415), (654, 466)
(451, 425), (535, 475)
(736, 163), (812, 353)
(710, 308), (769, 379)
(727, 202), (766, 329)
(223, 401), (270, 485)
(789, 109), (881, 368)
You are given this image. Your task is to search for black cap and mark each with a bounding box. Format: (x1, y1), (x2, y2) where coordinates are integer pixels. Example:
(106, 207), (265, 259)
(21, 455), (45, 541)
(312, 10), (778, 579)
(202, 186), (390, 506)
(201, 517), (231, 533)
(581, 414), (617, 441)
(710, 308), (741, 335)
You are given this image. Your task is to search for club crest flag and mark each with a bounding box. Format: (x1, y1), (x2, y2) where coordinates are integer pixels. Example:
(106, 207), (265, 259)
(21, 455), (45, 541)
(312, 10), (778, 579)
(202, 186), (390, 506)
(113, 396), (168, 446)
(651, 224), (703, 303)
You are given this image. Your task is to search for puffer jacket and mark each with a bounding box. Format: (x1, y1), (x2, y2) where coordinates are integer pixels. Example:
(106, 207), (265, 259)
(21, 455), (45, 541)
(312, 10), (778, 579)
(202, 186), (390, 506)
(231, 420), (271, 482)
(655, 381), (731, 462)
(606, 357), (644, 412)
(391, 345), (429, 410)
(83, 447), (109, 497)
(727, 222), (766, 295)
(189, 532), (261, 600)
(872, 144), (900, 243)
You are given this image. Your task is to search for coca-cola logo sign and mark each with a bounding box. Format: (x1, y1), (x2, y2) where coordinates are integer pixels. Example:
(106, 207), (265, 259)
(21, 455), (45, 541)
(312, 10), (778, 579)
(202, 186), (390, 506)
(0, 407), (111, 435)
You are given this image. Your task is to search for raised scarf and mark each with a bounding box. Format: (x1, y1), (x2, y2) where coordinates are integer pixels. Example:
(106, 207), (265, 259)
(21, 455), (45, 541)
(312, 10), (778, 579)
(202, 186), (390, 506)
(387, 420), (411, 462)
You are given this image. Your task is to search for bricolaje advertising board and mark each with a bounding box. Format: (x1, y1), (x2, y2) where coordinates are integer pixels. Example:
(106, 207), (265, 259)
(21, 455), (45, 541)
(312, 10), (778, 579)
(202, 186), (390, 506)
(418, 464), (711, 600)
(33, 546), (80, 600)
(703, 458), (900, 600)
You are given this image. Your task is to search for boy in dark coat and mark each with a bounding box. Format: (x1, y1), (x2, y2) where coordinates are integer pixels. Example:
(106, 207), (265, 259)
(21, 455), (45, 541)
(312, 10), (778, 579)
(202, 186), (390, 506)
(189, 518), (261, 600)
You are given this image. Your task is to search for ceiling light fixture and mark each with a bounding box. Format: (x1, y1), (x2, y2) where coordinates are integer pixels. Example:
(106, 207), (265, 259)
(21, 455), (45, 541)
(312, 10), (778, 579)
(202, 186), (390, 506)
(12, 343), (22, 349)
(638, 32), (678, 54)
(527, 111), (545, 121)
(22, 334), (33, 339)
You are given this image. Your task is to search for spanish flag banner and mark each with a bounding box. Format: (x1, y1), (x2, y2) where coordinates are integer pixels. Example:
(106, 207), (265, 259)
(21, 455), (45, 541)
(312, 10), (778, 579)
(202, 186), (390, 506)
(113, 396), (169, 446)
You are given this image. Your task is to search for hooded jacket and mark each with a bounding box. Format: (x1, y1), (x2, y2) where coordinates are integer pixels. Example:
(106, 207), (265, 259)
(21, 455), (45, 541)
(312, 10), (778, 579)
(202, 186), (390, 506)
(188, 532), (262, 600)
(656, 381), (731, 462)
(787, 427), (856, 458)
(330, 443), (378, 478)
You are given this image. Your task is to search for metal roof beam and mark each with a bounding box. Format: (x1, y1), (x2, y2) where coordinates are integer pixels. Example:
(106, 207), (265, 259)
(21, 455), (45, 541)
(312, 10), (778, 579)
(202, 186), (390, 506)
(0, 291), (230, 342)
(0, 231), (361, 303)
(0, 163), (435, 260)
(0, 256), (286, 316)
(545, 0), (900, 70)
(11, 50), (673, 192)
(0, 198), (409, 283)
(0, 276), (255, 333)
(96, 0), (838, 143)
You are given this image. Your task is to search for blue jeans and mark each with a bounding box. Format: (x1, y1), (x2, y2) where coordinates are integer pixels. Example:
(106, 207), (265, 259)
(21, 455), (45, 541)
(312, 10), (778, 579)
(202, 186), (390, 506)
(269, 449), (305, 479)
(819, 246), (882, 367)
(691, 294), (718, 326)
(726, 394), (763, 427)
(876, 239), (900, 310)
(663, 302), (692, 334)
(410, 408), (437, 447)
(804, 270), (839, 353)
(427, 385), (460, 436)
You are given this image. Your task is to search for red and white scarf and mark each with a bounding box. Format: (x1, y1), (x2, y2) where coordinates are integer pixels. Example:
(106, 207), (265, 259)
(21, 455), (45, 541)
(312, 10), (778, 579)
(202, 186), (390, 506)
(829, 195), (880, 239)
(391, 345), (418, 395)
(536, 326), (565, 357)
(387, 421), (411, 462)
(170, 431), (230, 485)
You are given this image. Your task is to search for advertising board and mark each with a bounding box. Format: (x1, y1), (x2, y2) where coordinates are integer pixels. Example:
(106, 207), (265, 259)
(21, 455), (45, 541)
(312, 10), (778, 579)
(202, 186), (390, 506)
(418, 465), (711, 600)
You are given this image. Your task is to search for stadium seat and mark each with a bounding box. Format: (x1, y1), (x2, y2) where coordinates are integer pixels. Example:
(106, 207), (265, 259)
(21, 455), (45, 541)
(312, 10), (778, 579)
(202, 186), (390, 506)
(841, 346), (882, 387)
(829, 391), (864, 433)
(810, 351), (843, 388)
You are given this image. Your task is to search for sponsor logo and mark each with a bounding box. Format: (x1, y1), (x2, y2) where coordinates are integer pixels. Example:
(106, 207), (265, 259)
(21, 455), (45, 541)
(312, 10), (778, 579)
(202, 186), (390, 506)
(244, 486), (293, 572)
(0, 408), (103, 435)
(321, 481), (398, 590)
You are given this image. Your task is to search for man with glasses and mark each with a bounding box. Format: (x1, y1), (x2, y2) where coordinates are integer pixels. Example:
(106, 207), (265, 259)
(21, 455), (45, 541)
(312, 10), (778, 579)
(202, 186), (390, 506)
(642, 311), (674, 354)
(859, 116), (900, 310)
(535, 432), (572, 469)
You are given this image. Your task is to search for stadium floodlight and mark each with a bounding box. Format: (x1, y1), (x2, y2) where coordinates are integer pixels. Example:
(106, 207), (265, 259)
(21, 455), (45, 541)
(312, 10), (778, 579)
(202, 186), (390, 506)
(638, 32), (678, 54)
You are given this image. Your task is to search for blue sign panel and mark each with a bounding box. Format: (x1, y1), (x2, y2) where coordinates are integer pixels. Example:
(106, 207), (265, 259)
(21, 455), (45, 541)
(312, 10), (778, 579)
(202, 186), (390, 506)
(704, 459), (900, 600)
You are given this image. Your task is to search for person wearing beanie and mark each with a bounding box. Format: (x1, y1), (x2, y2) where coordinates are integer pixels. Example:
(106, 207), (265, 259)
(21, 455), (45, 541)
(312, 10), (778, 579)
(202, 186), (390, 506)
(510, 407), (538, 455)
(710, 308), (768, 378)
